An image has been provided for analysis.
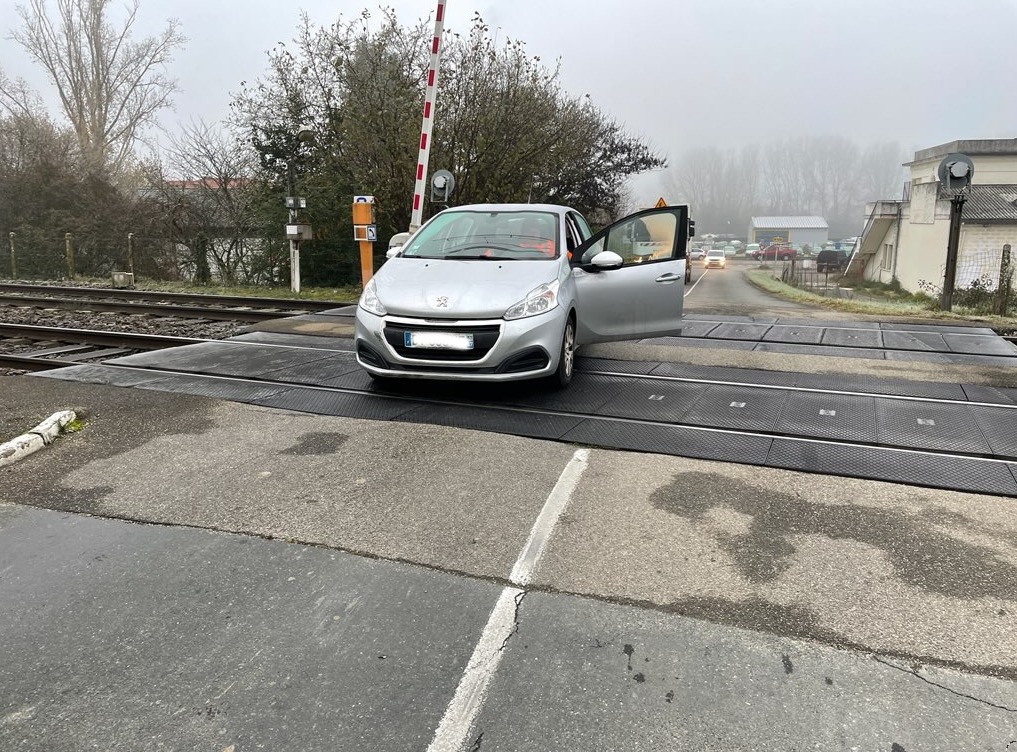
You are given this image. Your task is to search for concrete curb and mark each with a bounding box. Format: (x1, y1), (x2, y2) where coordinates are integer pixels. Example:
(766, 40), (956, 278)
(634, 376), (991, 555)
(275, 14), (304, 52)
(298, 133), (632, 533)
(0, 410), (77, 468)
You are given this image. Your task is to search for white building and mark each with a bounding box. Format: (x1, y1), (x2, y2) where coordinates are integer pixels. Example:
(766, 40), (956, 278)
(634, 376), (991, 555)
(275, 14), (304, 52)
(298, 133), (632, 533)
(748, 216), (829, 249)
(850, 138), (1017, 292)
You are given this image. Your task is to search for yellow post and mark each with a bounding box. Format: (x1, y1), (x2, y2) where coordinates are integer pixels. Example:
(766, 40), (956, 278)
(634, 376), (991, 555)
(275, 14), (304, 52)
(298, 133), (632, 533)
(358, 238), (373, 285)
(352, 196), (377, 286)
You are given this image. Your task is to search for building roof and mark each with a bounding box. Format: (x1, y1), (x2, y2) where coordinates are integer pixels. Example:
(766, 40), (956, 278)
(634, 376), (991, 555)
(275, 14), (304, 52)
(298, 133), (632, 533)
(944, 184), (1017, 223)
(750, 216), (829, 229)
(908, 138), (1017, 164)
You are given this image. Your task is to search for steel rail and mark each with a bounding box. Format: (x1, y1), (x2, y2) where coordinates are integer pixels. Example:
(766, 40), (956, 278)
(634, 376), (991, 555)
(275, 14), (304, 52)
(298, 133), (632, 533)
(0, 323), (211, 348)
(0, 293), (311, 322)
(0, 325), (214, 372)
(0, 282), (352, 311)
(0, 353), (91, 371)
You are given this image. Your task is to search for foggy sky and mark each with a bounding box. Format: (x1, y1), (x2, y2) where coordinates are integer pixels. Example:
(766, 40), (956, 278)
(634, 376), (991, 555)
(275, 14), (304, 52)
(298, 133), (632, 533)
(2, 0), (1016, 203)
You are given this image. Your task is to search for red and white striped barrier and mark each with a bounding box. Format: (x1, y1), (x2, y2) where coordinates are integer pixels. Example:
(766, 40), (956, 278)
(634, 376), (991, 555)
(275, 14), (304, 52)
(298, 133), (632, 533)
(409, 1), (447, 232)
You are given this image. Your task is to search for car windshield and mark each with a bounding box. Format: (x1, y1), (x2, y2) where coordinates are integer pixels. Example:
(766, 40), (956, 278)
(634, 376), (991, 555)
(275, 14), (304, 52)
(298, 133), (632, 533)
(706, 250), (724, 257)
(398, 210), (560, 260)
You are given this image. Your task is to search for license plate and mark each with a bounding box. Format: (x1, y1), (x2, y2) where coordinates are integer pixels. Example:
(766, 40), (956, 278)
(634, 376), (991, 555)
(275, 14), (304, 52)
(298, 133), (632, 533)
(404, 331), (474, 350)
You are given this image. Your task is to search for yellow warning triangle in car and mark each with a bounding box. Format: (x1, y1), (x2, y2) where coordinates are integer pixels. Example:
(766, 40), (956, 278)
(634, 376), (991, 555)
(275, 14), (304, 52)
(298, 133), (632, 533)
(654, 197), (667, 208)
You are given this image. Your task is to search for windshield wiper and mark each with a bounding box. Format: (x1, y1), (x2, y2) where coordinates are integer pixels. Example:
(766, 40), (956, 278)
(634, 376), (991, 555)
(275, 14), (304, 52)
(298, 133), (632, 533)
(439, 254), (515, 261)
(441, 244), (521, 260)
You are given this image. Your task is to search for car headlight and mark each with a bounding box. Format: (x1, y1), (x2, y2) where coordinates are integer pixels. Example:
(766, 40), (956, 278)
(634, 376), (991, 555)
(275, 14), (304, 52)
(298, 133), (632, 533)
(358, 277), (387, 316)
(504, 280), (560, 320)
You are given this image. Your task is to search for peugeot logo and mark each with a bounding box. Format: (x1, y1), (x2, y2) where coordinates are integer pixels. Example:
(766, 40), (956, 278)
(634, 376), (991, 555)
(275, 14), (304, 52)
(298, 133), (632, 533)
(435, 296), (450, 308)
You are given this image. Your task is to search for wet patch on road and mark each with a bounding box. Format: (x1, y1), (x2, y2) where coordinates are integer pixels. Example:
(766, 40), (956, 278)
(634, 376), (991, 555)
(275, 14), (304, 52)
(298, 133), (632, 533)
(280, 432), (349, 456)
(651, 472), (1017, 600)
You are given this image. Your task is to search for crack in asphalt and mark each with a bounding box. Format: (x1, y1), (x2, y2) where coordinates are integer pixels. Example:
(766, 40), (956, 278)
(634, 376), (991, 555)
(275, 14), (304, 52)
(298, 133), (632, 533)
(499, 590), (526, 652)
(872, 656), (1017, 713)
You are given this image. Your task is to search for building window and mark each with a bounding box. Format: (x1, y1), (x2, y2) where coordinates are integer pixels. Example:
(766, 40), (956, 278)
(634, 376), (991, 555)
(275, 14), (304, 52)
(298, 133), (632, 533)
(881, 243), (894, 271)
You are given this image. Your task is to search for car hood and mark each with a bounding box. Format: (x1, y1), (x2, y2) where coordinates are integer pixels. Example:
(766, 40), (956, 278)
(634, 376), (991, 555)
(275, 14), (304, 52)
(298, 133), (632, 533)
(375, 257), (561, 318)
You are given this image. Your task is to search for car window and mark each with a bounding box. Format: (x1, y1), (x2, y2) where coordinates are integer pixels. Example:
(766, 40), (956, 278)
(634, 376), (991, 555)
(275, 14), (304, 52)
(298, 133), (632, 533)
(399, 210), (561, 260)
(564, 214), (584, 257)
(598, 214), (678, 266)
(569, 211), (593, 241)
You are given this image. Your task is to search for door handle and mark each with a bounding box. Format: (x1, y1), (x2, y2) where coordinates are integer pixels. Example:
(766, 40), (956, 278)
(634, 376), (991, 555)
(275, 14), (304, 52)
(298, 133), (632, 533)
(655, 273), (682, 282)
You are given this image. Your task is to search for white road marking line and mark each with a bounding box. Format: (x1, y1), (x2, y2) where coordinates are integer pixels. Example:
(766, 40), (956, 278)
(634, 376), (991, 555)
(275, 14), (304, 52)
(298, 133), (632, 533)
(509, 449), (590, 587)
(684, 268), (708, 297)
(426, 448), (591, 752)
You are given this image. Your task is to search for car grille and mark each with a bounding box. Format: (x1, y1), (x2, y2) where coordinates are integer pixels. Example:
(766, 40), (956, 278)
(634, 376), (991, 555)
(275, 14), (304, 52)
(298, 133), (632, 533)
(383, 321), (502, 361)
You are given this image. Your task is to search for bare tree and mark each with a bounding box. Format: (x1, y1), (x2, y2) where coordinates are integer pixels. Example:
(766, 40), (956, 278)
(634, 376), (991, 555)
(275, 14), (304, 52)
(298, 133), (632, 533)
(148, 121), (268, 284)
(4, 0), (185, 174)
(857, 141), (907, 200)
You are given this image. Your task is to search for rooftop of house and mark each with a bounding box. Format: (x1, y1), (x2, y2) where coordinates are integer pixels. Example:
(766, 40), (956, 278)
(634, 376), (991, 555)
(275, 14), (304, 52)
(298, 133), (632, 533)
(945, 183), (1017, 223)
(908, 138), (1017, 165)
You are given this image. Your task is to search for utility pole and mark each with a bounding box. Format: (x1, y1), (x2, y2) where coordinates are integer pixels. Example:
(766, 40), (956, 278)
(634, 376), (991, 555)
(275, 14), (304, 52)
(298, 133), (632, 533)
(286, 158), (301, 294)
(940, 193), (966, 311)
(8, 232), (15, 279)
(284, 126), (315, 294)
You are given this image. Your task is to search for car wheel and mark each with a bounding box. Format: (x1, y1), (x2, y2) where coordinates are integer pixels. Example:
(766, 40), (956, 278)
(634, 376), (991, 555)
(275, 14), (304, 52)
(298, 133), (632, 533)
(550, 316), (576, 389)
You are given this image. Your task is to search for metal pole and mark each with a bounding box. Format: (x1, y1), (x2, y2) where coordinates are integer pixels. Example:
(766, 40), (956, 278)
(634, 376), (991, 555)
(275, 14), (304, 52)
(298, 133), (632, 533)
(940, 194), (966, 311)
(127, 232), (135, 276)
(65, 232), (75, 279)
(8, 232), (15, 278)
(409, 0), (448, 232)
(287, 157), (301, 294)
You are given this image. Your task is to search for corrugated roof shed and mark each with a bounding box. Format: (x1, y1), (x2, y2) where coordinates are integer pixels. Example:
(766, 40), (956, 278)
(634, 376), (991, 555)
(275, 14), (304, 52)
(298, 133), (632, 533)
(939, 184), (1017, 223)
(750, 216), (829, 229)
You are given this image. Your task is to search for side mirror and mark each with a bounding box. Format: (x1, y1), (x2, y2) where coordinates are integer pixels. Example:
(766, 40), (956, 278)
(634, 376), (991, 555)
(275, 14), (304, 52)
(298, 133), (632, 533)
(386, 247), (401, 259)
(586, 250), (624, 271)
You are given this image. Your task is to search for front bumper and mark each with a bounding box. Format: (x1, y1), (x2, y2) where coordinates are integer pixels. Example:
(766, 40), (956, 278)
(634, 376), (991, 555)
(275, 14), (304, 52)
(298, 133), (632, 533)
(354, 305), (568, 382)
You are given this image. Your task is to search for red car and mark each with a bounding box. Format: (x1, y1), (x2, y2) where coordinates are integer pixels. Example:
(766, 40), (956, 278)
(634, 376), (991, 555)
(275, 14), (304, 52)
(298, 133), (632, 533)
(752, 244), (797, 261)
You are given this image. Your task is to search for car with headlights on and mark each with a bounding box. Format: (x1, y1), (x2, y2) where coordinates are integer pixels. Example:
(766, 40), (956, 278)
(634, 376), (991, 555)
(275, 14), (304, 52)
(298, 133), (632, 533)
(354, 203), (691, 387)
(703, 249), (726, 268)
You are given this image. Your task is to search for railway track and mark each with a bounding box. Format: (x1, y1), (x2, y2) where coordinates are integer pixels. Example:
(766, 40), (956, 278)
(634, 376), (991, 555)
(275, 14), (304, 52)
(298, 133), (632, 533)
(0, 287), (351, 323)
(0, 323), (210, 372)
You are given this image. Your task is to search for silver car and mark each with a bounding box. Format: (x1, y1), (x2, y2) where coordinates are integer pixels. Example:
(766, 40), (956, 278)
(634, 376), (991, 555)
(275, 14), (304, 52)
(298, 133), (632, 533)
(354, 203), (690, 387)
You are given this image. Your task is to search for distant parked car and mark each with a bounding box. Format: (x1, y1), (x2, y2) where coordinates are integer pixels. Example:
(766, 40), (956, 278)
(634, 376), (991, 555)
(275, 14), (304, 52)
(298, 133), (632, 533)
(815, 249), (849, 273)
(755, 244), (797, 261)
(689, 248), (706, 260)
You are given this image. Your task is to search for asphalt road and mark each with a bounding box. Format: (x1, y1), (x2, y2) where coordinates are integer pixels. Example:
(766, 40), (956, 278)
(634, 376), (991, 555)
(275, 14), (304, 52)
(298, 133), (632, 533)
(2, 268), (1016, 751)
(684, 258), (820, 317)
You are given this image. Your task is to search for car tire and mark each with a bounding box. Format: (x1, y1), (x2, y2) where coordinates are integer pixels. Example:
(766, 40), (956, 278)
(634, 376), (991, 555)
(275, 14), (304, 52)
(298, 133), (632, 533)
(550, 316), (576, 389)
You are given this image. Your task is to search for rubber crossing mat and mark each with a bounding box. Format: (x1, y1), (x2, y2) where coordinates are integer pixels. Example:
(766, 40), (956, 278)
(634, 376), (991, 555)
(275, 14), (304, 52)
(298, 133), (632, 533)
(35, 337), (1017, 497)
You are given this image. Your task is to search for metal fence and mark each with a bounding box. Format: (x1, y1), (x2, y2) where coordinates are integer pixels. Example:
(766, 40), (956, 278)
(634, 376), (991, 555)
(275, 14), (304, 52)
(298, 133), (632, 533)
(773, 245), (1016, 315)
(773, 258), (857, 299)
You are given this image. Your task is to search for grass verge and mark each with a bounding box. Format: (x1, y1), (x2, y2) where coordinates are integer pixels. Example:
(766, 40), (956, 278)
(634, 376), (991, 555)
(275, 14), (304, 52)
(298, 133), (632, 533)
(743, 270), (1017, 332)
